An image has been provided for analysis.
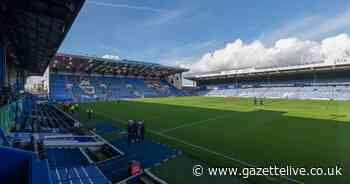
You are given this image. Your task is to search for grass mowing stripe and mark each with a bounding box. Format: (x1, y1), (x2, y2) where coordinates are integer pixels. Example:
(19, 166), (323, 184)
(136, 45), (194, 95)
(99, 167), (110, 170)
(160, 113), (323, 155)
(160, 114), (233, 133)
(94, 110), (304, 184)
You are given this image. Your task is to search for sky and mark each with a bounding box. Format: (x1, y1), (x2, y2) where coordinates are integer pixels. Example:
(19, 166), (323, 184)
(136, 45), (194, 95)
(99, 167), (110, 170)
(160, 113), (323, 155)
(58, 0), (350, 75)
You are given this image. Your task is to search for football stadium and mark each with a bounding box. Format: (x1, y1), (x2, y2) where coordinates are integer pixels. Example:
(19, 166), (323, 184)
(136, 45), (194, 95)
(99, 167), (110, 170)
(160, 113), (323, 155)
(0, 1), (349, 184)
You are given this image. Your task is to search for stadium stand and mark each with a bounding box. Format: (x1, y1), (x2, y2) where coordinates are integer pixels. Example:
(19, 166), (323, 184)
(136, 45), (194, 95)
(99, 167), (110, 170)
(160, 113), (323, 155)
(0, 1), (186, 183)
(50, 74), (185, 101)
(49, 53), (188, 102)
(187, 62), (350, 100)
(2, 89), (177, 184)
(3, 0), (350, 183)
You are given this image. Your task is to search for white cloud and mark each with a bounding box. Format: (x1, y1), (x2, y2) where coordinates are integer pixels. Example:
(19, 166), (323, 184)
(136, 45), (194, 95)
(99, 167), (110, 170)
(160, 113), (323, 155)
(88, 1), (166, 13)
(102, 54), (121, 60)
(170, 40), (219, 55)
(302, 8), (350, 39)
(259, 16), (320, 44)
(141, 7), (192, 26)
(260, 8), (350, 44)
(183, 34), (350, 75)
(143, 8), (189, 26)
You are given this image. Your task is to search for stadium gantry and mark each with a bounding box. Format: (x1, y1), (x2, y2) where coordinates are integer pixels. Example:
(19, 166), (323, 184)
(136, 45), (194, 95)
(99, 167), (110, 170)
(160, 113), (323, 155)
(0, 1), (187, 184)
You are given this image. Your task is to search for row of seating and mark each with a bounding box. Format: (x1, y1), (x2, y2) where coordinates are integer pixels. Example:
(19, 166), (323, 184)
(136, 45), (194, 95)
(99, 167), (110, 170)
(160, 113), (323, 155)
(50, 74), (186, 102)
(199, 85), (350, 100)
(16, 104), (75, 133)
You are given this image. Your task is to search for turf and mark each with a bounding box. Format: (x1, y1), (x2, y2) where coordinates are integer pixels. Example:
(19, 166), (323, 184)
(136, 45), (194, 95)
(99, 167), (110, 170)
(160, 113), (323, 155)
(150, 154), (243, 184)
(71, 96), (350, 184)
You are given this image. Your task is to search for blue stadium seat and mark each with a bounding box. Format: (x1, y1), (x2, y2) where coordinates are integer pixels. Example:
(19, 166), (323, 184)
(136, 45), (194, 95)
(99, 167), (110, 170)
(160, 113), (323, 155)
(197, 78), (350, 100)
(50, 74), (186, 102)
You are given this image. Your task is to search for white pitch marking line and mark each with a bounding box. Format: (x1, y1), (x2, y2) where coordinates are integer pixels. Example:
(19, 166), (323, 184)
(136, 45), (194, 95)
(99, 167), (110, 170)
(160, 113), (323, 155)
(94, 110), (304, 184)
(160, 114), (232, 133)
(150, 130), (304, 184)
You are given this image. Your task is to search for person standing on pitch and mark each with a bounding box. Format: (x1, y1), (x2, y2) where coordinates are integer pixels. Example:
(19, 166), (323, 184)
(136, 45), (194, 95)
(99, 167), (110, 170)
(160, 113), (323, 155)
(254, 97), (257, 106)
(70, 103), (75, 114)
(127, 120), (133, 147)
(87, 106), (93, 120)
(140, 120), (145, 142)
(131, 120), (137, 143)
(136, 121), (143, 143)
(75, 103), (80, 112)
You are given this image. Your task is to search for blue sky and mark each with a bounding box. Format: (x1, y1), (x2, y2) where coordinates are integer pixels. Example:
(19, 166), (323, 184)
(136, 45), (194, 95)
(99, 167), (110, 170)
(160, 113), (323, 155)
(59, 0), (350, 67)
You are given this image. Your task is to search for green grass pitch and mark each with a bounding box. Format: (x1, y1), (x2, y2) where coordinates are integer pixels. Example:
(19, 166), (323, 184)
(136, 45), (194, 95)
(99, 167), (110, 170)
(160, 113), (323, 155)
(72, 96), (350, 184)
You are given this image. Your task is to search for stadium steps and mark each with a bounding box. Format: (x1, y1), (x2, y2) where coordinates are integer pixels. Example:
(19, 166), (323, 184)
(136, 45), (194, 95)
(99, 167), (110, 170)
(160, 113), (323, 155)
(50, 165), (109, 184)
